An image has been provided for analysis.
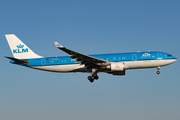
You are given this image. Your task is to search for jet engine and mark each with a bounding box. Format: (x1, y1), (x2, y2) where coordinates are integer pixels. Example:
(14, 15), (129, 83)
(105, 62), (125, 75)
(108, 62), (124, 71)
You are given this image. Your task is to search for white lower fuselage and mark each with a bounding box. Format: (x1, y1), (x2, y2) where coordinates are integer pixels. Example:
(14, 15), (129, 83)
(31, 59), (177, 73)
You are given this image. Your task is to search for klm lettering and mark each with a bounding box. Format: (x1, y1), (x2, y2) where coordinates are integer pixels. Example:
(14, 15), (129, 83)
(13, 44), (28, 54)
(13, 48), (28, 53)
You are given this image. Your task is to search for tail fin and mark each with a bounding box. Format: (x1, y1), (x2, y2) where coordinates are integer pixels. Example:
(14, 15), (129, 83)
(5, 34), (43, 59)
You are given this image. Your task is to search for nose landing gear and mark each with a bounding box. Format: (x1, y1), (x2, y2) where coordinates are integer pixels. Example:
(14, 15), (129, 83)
(156, 67), (160, 74)
(156, 71), (160, 74)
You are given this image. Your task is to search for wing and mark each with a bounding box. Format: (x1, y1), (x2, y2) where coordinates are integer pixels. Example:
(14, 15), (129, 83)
(54, 42), (108, 68)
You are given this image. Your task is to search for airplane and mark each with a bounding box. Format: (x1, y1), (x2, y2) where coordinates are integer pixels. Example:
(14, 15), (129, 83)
(5, 34), (177, 83)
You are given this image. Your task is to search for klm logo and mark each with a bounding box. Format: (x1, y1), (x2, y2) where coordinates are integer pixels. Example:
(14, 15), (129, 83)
(13, 44), (28, 54)
(142, 53), (150, 56)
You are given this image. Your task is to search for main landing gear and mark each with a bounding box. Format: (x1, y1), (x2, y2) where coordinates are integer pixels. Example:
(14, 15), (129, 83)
(156, 67), (160, 74)
(88, 72), (99, 83)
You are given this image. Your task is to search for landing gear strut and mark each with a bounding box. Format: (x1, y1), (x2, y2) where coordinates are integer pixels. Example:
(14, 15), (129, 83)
(88, 69), (99, 83)
(92, 72), (99, 80)
(156, 67), (160, 74)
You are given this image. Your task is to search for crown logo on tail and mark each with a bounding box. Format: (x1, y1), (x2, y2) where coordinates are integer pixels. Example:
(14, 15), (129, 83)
(17, 44), (24, 48)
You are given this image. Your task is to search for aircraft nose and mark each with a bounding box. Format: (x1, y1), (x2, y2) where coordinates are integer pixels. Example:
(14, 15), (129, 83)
(174, 56), (177, 60)
(172, 58), (177, 63)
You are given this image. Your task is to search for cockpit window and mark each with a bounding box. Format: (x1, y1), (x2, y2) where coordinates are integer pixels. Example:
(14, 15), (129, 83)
(167, 55), (172, 57)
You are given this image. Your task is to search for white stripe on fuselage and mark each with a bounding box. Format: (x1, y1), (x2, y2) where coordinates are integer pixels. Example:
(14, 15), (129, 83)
(30, 59), (177, 73)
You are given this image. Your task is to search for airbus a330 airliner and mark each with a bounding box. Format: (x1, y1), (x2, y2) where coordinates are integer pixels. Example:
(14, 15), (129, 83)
(5, 34), (177, 82)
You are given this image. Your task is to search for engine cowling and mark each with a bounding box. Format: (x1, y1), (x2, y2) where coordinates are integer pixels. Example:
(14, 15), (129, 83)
(110, 62), (124, 71)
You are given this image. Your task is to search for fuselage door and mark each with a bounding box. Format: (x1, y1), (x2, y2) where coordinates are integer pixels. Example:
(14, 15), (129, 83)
(41, 59), (46, 65)
(157, 53), (162, 59)
(132, 54), (137, 61)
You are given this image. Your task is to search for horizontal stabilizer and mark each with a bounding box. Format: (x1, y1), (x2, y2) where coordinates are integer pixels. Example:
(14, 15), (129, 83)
(5, 56), (29, 65)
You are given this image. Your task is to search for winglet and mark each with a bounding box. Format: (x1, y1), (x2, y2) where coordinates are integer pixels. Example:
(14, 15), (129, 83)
(54, 42), (64, 48)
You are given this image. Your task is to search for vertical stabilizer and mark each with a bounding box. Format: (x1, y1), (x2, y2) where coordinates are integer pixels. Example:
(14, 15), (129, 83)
(5, 34), (43, 59)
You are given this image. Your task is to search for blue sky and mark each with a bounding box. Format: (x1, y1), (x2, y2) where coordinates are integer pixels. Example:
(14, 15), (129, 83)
(0, 0), (180, 120)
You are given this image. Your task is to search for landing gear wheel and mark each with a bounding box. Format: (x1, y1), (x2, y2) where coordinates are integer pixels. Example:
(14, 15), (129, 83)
(88, 76), (94, 83)
(88, 69), (99, 82)
(157, 71), (160, 74)
(92, 72), (99, 79)
(90, 79), (94, 83)
(88, 76), (92, 80)
(94, 76), (99, 80)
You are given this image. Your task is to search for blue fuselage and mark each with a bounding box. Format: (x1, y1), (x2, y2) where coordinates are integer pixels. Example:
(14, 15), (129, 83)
(11, 51), (177, 67)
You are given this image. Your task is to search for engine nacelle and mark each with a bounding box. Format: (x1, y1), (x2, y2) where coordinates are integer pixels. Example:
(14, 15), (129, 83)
(110, 62), (124, 71)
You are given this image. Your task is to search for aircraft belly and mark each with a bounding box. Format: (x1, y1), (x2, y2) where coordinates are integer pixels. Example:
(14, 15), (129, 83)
(124, 61), (151, 69)
(154, 59), (177, 66)
(31, 64), (82, 72)
(125, 59), (176, 69)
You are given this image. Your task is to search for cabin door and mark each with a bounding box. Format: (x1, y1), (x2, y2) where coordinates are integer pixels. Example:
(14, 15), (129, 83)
(158, 53), (162, 59)
(132, 54), (137, 61)
(41, 59), (46, 65)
